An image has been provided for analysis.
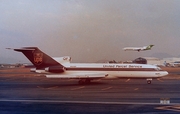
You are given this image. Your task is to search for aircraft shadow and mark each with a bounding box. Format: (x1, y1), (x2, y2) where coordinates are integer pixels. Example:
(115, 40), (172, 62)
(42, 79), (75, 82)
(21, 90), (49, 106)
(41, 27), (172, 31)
(38, 82), (107, 87)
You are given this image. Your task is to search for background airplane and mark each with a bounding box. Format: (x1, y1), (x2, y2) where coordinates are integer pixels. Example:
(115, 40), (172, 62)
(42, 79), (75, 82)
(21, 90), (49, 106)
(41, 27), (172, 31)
(9, 47), (167, 84)
(123, 45), (154, 52)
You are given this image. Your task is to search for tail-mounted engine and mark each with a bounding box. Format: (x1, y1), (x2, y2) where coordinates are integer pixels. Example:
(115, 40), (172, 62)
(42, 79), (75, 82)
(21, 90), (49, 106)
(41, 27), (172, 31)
(45, 66), (66, 73)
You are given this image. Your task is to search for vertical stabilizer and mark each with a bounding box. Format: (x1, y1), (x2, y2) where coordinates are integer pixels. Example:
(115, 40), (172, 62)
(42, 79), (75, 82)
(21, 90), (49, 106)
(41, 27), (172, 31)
(13, 47), (61, 69)
(146, 45), (154, 50)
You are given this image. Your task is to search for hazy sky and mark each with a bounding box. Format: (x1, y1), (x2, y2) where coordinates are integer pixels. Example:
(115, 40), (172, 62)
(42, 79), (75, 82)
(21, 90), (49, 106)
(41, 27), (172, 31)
(1, 0), (180, 63)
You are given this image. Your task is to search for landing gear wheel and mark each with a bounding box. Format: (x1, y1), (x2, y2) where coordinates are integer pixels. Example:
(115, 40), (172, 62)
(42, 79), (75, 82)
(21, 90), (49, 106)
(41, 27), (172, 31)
(147, 80), (151, 84)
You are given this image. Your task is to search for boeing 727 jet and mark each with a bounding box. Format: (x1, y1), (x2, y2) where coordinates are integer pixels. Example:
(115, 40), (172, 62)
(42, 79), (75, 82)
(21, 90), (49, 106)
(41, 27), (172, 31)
(9, 47), (167, 84)
(123, 45), (154, 52)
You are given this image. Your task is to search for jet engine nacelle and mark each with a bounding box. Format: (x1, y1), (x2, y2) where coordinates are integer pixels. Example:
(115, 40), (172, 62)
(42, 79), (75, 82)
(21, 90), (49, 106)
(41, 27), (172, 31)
(45, 66), (66, 73)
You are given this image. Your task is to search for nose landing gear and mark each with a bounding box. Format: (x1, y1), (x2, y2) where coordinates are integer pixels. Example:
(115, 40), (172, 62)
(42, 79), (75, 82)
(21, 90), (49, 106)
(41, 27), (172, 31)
(146, 78), (152, 84)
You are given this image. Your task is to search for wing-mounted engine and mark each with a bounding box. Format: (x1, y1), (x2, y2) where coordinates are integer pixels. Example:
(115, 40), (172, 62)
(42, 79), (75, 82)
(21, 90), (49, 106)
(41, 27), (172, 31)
(45, 66), (66, 73)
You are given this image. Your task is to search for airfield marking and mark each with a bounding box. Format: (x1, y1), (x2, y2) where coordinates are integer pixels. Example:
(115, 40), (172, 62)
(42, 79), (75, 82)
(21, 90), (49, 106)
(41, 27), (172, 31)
(37, 86), (59, 89)
(95, 79), (102, 82)
(37, 86), (44, 89)
(155, 105), (180, 112)
(71, 86), (85, 90)
(67, 79), (76, 81)
(134, 88), (139, 91)
(101, 86), (113, 91)
(125, 79), (130, 82)
(34, 74), (42, 77)
(46, 86), (59, 89)
(157, 78), (164, 82)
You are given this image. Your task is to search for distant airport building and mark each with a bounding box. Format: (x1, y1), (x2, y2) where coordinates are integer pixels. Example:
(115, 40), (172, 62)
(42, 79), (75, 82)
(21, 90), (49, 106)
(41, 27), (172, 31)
(133, 57), (161, 65)
(130, 57), (180, 66)
(133, 57), (147, 64)
(0, 63), (24, 68)
(0, 64), (4, 68)
(95, 57), (180, 66)
(162, 57), (180, 63)
(161, 57), (180, 67)
(143, 57), (161, 65)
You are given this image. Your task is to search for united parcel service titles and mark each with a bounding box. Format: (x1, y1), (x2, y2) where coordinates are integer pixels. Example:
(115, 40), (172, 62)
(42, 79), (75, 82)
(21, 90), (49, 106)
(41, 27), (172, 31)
(103, 65), (142, 68)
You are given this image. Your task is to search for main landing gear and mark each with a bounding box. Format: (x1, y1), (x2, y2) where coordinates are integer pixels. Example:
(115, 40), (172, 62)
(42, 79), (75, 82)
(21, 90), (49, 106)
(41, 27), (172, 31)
(78, 79), (91, 85)
(146, 78), (152, 84)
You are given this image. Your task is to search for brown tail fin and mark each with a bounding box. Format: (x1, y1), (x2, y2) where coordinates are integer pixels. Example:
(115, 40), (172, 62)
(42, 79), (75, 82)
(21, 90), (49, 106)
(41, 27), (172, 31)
(13, 47), (62, 69)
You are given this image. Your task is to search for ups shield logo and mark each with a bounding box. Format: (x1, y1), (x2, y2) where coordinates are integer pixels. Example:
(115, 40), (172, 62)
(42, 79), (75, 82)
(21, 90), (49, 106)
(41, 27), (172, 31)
(34, 53), (43, 65)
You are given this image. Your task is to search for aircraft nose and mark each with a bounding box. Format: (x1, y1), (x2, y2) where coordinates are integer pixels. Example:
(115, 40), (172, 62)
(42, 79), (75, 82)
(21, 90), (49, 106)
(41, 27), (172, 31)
(163, 71), (169, 76)
(157, 71), (168, 77)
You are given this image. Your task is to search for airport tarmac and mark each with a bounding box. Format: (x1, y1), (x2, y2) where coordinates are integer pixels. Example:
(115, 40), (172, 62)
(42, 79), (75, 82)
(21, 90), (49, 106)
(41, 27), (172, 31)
(0, 67), (180, 114)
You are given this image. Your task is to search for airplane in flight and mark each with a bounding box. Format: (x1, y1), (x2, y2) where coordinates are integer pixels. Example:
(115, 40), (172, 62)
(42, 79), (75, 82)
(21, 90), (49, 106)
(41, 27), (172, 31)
(8, 47), (168, 84)
(123, 45), (154, 52)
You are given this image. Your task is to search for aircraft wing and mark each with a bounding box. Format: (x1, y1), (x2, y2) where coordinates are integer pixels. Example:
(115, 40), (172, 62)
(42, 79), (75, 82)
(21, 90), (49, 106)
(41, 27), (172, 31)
(45, 73), (108, 79)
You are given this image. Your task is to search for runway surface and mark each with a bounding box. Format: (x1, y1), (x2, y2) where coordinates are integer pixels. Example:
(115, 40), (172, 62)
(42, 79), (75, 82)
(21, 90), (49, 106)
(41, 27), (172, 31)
(0, 67), (180, 114)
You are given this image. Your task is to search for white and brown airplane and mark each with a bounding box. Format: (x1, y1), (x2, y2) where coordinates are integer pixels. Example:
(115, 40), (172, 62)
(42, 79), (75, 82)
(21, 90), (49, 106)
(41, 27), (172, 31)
(123, 45), (154, 52)
(9, 47), (168, 84)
